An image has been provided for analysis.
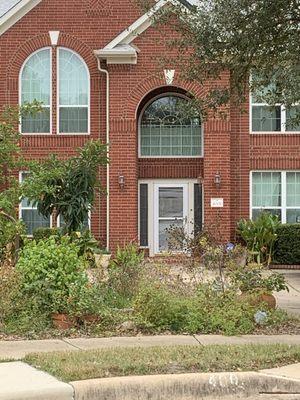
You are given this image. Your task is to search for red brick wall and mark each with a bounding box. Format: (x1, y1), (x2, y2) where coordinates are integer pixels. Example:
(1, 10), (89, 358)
(2, 0), (299, 250)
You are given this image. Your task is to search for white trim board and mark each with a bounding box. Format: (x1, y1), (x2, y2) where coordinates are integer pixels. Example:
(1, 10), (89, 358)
(0, 0), (42, 36)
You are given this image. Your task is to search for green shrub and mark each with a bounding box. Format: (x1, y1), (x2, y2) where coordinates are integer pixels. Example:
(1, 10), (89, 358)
(32, 227), (60, 242)
(108, 243), (144, 299)
(274, 224), (300, 265)
(16, 237), (88, 314)
(134, 282), (286, 335)
(237, 212), (280, 266)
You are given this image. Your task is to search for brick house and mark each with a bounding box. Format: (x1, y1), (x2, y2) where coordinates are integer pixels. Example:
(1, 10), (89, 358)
(1, 0), (300, 256)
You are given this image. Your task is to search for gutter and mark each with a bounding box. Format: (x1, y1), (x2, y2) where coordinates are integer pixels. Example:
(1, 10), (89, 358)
(96, 58), (110, 251)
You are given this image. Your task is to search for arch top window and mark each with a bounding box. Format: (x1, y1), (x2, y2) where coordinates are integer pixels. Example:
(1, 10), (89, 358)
(20, 48), (51, 134)
(140, 95), (202, 157)
(19, 47), (90, 135)
(58, 48), (89, 134)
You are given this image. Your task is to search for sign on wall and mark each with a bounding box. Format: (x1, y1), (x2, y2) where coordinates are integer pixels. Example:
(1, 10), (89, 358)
(211, 198), (224, 208)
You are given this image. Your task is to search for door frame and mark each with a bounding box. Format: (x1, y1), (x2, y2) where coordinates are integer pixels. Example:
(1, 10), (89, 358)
(153, 183), (189, 254)
(138, 179), (201, 256)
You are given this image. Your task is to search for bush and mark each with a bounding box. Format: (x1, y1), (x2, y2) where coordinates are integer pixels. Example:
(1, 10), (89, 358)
(237, 212), (280, 266)
(108, 243), (144, 299)
(16, 237), (88, 314)
(274, 224), (300, 265)
(134, 282), (286, 335)
(32, 227), (60, 242)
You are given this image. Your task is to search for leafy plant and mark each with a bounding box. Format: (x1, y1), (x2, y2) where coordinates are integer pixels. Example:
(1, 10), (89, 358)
(231, 266), (289, 294)
(237, 212), (280, 266)
(22, 140), (108, 233)
(108, 243), (144, 299)
(16, 237), (88, 314)
(32, 227), (60, 242)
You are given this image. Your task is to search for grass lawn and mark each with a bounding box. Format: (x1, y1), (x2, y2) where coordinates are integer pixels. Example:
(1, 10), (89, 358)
(24, 344), (300, 382)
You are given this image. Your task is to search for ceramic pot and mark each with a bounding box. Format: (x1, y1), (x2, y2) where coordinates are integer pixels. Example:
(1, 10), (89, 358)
(51, 313), (75, 330)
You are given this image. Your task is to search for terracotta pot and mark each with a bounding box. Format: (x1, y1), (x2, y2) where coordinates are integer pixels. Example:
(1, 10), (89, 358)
(82, 314), (100, 324)
(51, 313), (76, 330)
(240, 291), (276, 309)
(258, 293), (276, 309)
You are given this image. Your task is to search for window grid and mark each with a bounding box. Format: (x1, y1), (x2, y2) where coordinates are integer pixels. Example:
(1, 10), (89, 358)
(19, 172), (51, 235)
(251, 90), (300, 133)
(140, 95), (202, 158)
(20, 48), (51, 134)
(251, 171), (300, 223)
(58, 48), (90, 134)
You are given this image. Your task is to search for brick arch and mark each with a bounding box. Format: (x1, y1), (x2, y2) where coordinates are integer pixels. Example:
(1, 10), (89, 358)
(121, 72), (207, 119)
(5, 32), (98, 103)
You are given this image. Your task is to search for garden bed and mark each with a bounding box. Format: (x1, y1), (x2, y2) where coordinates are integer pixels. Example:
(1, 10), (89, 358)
(23, 344), (300, 382)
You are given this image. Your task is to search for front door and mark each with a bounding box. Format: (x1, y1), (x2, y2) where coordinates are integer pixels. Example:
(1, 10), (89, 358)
(154, 183), (188, 253)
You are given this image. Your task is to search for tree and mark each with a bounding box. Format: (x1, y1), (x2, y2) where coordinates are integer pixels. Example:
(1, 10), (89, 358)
(0, 102), (43, 263)
(149, 0), (300, 122)
(22, 140), (108, 233)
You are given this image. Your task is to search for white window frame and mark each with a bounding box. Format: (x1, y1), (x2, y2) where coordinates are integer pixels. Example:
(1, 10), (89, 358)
(19, 171), (52, 236)
(57, 47), (91, 136)
(250, 83), (300, 135)
(138, 179), (201, 256)
(250, 170), (300, 223)
(56, 210), (91, 230)
(138, 93), (204, 158)
(19, 47), (52, 136)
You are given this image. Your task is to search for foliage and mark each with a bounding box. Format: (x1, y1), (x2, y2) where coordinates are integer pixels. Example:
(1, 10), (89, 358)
(134, 281), (284, 335)
(69, 283), (108, 316)
(274, 224), (300, 265)
(237, 212), (280, 266)
(69, 230), (101, 268)
(32, 227), (61, 242)
(0, 102), (43, 264)
(108, 243), (144, 299)
(22, 140), (108, 233)
(230, 265), (289, 293)
(144, 0), (300, 124)
(16, 237), (88, 313)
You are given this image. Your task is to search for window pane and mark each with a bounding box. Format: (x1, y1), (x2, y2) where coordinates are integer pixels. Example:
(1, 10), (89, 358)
(21, 210), (50, 235)
(159, 219), (183, 251)
(286, 106), (300, 132)
(252, 209), (281, 222)
(252, 172), (281, 208)
(59, 49), (89, 133)
(287, 209), (300, 224)
(287, 172), (300, 207)
(59, 107), (88, 133)
(159, 187), (183, 218)
(21, 107), (50, 134)
(252, 106), (281, 132)
(21, 49), (51, 133)
(140, 95), (202, 156)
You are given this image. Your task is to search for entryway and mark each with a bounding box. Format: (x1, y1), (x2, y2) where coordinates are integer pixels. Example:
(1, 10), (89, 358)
(139, 179), (202, 256)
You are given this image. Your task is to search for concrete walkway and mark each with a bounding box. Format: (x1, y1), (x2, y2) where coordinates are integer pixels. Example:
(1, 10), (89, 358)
(1, 334), (300, 360)
(275, 270), (300, 317)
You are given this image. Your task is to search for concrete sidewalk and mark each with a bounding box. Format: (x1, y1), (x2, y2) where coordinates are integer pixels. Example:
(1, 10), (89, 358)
(1, 334), (300, 360)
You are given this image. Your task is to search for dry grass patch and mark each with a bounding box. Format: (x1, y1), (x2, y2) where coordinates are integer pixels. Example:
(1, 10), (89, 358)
(24, 344), (300, 382)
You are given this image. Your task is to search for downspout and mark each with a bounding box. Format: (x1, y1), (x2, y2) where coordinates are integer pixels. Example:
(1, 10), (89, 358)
(96, 58), (110, 251)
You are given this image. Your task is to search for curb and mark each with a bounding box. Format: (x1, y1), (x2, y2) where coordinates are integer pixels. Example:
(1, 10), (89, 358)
(0, 362), (73, 400)
(70, 371), (300, 400)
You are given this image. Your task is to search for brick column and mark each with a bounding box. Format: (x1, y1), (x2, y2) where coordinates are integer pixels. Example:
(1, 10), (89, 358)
(203, 119), (232, 242)
(108, 118), (138, 251)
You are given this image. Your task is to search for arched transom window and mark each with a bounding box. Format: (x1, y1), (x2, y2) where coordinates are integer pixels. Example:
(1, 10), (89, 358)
(140, 95), (202, 157)
(20, 47), (90, 134)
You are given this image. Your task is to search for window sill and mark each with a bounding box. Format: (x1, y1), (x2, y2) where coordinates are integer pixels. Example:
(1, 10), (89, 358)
(250, 131), (300, 135)
(139, 156), (203, 159)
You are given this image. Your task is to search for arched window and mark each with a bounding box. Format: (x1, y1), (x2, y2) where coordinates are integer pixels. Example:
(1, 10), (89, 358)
(140, 94), (202, 157)
(58, 48), (89, 134)
(20, 48), (51, 133)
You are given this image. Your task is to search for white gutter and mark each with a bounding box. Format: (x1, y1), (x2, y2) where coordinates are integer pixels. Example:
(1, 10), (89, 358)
(96, 58), (110, 251)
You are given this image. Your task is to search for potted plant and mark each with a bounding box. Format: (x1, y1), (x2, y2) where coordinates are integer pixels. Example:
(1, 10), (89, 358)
(51, 293), (77, 330)
(231, 265), (289, 309)
(70, 283), (105, 325)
